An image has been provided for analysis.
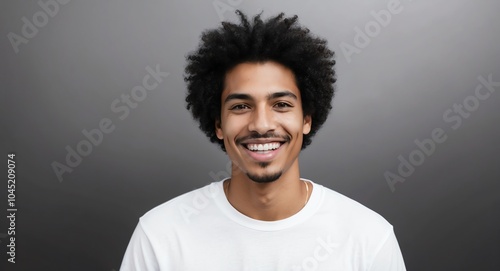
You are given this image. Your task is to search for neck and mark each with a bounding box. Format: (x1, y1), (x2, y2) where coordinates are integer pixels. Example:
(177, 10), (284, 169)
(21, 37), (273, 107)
(224, 161), (311, 221)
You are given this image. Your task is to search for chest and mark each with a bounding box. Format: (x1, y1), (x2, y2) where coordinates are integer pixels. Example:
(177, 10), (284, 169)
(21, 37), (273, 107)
(158, 228), (367, 271)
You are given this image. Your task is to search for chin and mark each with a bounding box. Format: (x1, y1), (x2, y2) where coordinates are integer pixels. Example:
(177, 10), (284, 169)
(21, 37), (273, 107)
(246, 171), (282, 183)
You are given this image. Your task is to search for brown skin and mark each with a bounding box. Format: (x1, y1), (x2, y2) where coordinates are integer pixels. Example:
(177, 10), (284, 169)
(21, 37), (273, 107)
(215, 61), (312, 221)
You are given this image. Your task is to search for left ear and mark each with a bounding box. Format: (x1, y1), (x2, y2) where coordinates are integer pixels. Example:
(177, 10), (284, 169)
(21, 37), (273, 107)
(303, 115), (312, 135)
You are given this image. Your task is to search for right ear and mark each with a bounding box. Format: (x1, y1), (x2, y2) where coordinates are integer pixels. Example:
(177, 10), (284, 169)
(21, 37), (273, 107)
(215, 119), (223, 140)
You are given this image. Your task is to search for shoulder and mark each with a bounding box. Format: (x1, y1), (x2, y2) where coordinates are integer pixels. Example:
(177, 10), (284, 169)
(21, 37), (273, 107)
(139, 181), (221, 230)
(313, 182), (393, 235)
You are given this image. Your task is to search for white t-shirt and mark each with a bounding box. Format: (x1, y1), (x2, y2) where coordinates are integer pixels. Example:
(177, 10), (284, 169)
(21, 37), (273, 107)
(120, 179), (406, 271)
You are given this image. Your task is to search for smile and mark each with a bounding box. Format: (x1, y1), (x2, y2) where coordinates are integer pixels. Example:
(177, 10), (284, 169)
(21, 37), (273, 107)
(241, 141), (285, 162)
(245, 142), (282, 152)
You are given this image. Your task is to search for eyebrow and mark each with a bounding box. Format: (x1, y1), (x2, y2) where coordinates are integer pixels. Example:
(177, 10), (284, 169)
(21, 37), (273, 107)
(224, 91), (297, 104)
(269, 91), (297, 100)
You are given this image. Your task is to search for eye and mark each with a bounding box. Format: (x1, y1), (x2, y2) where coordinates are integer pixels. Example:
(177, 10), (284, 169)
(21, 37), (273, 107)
(230, 104), (250, 111)
(274, 102), (292, 109)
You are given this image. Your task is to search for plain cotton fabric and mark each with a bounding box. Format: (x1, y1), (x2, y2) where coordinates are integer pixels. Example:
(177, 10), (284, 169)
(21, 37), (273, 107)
(120, 179), (406, 271)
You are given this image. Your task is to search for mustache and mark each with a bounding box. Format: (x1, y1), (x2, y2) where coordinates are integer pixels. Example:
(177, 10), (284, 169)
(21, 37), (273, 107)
(235, 131), (291, 145)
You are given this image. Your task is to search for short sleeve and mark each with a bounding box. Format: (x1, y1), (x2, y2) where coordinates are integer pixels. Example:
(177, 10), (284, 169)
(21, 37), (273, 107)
(368, 228), (406, 271)
(120, 221), (160, 271)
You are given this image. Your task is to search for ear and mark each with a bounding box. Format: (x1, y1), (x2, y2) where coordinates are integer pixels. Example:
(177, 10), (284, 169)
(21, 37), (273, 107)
(303, 115), (312, 135)
(215, 119), (223, 139)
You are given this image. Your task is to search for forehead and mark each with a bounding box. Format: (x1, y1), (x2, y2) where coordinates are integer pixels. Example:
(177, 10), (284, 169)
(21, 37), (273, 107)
(222, 61), (300, 101)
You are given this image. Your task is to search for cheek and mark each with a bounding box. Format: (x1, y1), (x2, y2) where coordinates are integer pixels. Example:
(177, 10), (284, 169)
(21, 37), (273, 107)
(222, 116), (247, 140)
(277, 114), (306, 134)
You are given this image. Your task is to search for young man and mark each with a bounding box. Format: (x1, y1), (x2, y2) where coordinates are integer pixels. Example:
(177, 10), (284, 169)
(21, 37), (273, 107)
(121, 11), (406, 270)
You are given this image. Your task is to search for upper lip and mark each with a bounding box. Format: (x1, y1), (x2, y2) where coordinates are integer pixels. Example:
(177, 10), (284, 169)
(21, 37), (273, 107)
(240, 138), (287, 145)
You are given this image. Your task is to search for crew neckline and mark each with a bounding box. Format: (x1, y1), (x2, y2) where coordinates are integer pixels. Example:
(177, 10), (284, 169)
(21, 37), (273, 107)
(212, 178), (324, 231)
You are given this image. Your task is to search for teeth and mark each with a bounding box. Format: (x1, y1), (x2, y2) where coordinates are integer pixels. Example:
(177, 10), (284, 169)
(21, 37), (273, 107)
(247, 143), (281, 151)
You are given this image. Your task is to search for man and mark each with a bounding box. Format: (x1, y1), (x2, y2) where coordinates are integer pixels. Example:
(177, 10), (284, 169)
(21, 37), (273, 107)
(121, 10), (406, 270)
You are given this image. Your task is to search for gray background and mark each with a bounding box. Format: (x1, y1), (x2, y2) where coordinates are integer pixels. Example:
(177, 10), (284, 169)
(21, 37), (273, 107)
(1, 0), (499, 270)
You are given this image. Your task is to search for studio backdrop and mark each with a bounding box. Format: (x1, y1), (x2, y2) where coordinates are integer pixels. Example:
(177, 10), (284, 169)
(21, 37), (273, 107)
(1, 0), (499, 270)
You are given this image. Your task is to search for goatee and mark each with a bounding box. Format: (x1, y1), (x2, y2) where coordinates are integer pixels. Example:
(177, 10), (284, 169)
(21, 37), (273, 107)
(246, 171), (282, 183)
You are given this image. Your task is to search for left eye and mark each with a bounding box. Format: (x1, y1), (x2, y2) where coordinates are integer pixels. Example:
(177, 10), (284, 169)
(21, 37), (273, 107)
(275, 102), (291, 108)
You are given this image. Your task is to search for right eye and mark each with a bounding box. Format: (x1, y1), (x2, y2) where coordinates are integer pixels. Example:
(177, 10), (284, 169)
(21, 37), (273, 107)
(230, 104), (250, 111)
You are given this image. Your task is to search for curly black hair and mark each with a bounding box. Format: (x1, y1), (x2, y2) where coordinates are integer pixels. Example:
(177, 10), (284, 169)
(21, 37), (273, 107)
(185, 10), (336, 151)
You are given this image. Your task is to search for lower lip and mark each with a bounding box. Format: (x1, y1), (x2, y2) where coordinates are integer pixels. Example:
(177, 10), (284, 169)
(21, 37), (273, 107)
(243, 144), (284, 162)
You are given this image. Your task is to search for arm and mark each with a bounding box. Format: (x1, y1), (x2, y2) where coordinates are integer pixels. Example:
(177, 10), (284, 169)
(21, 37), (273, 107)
(368, 228), (406, 271)
(120, 221), (160, 271)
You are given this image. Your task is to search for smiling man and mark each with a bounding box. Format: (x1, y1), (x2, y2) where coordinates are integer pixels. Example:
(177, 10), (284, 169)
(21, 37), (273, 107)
(216, 61), (314, 222)
(121, 11), (406, 271)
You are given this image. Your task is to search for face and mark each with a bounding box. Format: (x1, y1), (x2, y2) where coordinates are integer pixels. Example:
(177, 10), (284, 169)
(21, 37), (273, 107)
(215, 61), (311, 183)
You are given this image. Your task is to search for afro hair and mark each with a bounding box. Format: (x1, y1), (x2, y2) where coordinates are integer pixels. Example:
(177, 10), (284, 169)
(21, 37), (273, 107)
(185, 10), (336, 151)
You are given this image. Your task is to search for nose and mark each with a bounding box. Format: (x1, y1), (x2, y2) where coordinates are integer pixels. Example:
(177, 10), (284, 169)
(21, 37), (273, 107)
(247, 105), (276, 134)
